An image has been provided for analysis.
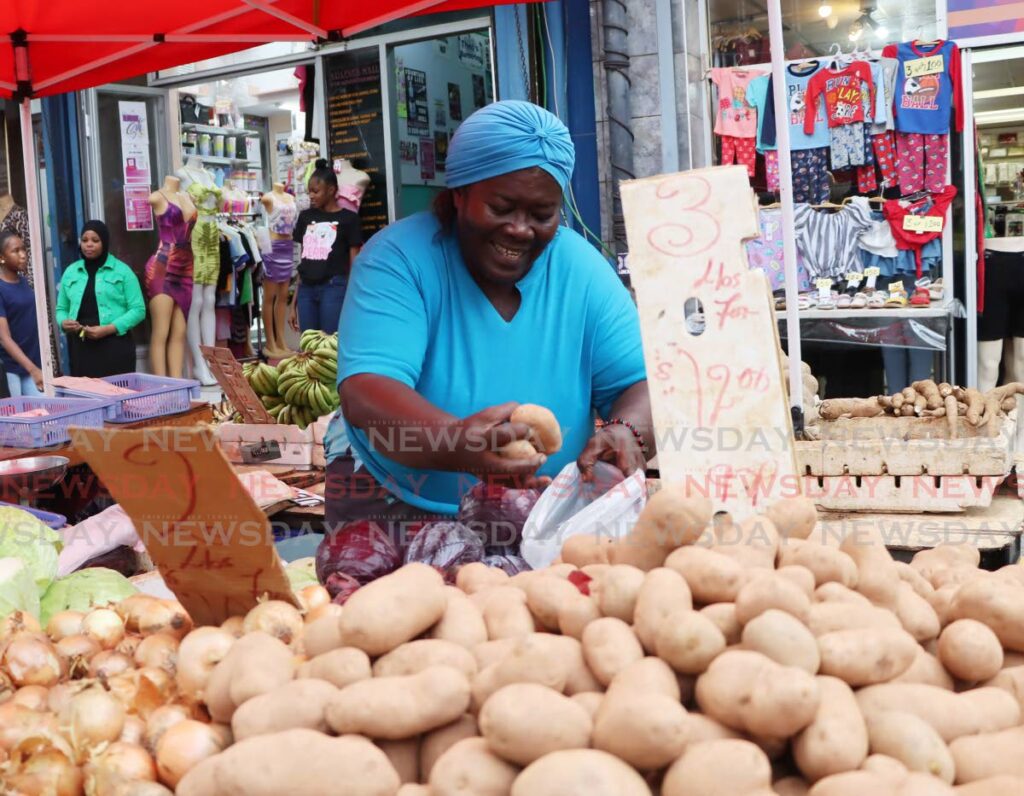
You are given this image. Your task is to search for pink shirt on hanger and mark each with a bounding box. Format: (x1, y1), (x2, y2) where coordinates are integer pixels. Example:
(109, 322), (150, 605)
(711, 67), (767, 138)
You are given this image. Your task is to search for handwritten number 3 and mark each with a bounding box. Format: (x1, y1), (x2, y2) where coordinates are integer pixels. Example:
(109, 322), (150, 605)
(647, 176), (721, 258)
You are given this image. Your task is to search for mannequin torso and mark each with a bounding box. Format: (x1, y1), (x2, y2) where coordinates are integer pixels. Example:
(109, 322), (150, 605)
(335, 159), (370, 212)
(261, 183), (298, 239)
(149, 176), (197, 220)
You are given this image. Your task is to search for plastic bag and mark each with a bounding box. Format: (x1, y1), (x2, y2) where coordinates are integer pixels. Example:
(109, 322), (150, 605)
(404, 521), (485, 582)
(315, 520), (401, 586)
(520, 461), (647, 570)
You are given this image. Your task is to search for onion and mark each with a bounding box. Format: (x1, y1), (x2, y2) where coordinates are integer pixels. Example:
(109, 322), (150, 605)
(155, 720), (225, 788)
(220, 616), (244, 637)
(0, 701), (58, 751)
(109, 781), (174, 796)
(86, 741), (157, 793)
(6, 748), (82, 796)
(144, 705), (189, 753)
(297, 584), (331, 614)
(305, 602), (343, 624)
(133, 634), (178, 673)
(47, 682), (87, 715)
(242, 600), (304, 646)
(46, 611), (85, 642)
(115, 594), (161, 629)
(208, 723), (233, 748)
(83, 608), (126, 649)
(116, 634), (142, 658)
(11, 685), (48, 711)
(55, 634), (102, 678)
(175, 627), (234, 701)
(2, 634), (64, 687)
(89, 651), (132, 679)
(67, 688), (125, 760)
(120, 714), (146, 745)
(0, 611), (41, 642)
(136, 600), (193, 640)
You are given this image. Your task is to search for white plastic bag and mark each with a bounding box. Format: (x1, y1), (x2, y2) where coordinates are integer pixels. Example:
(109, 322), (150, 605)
(520, 461), (647, 570)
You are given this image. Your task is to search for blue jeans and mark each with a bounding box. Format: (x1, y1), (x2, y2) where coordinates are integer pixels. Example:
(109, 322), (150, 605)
(297, 275), (346, 335)
(7, 372), (41, 397)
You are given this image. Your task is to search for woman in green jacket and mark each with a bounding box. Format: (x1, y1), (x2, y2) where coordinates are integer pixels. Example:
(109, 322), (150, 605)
(56, 220), (146, 377)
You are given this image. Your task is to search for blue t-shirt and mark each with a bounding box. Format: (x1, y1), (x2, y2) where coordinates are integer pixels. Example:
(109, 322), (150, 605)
(0, 277), (39, 377)
(786, 63), (831, 151)
(892, 40), (958, 135)
(746, 76), (774, 153)
(325, 212), (646, 514)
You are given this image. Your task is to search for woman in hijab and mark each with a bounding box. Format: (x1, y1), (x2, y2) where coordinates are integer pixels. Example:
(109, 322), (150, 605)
(324, 100), (652, 537)
(56, 220), (146, 377)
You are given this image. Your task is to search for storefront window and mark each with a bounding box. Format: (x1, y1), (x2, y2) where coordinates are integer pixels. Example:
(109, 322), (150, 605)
(709, 0), (940, 65)
(156, 43), (315, 81)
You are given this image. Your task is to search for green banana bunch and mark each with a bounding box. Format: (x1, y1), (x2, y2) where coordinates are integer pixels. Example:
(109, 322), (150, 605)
(300, 329), (327, 353)
(247, 362), (280, 397)
(261, 395), (284, 410)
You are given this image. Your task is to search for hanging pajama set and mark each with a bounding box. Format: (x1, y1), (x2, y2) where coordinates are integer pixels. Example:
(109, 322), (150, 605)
(711, 67), (766, 178)
(883, 40), (963, 196)
(854, 59), (898, 193)
(745, 75), (777, 190)
(804, 61), (875, 172)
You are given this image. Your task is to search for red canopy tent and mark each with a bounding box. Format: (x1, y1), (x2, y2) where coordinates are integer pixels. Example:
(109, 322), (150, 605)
(0, 0), (525, 389)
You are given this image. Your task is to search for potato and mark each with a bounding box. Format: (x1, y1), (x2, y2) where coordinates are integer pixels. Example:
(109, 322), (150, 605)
(510, 403), (561, 453)
(456, 562), (509, 594)
(230, 679), (336, 741)
(793, 676), (867, 782)
(581, 617), (644, 686)
(481, 587), (537, 640)
(537, 634), (603, 695)
(864, 710), (954, 784)
(894, 561), (935, 601)
(510, 748), (651, 796)
(325, 665), (471, 740)
(478, 683), (592, 766)
(861, 754), (909, 783)
(373, 640), (478, 680)
(779, 541), (858, 588)
(700, 603), (742, 644)
(805, 771), (897, 795)
(937, 619), (1003, 682)
(817, 628), (917, 686)
(471, 635), (569, 710)
(204, 632), (296, 723)
(896, 583), (941, 643)
(662, 739), (772, 796)
(431, 586), (488, 648)
(608, 487), (713, 571)
(765, 496), (818, 540)
(807, 601), (901, 636)
(777, 564), (817, 598)
(570, 692), (604, 719)
(891, 648), (955, 690)
(297, 647), (372, 690)
(928, 585), (959, 627)
(473, 638), (519, 670)
(735, 572), (811, 625)
(857, 684), (1021, 742)
(633, 568), (692, 652)
(592, 690), (688, 770)
(340, 564), (447, 656)
(953, 776), (1024, 795)
(695, 650), (820, 738)
(605, 656), (680, 700)
(655, 608), (726, 674)
(427, 737), (518, 796)
(593, 565), (646, 623)
(775, 776), (812, 796)
(557, 591), (602, 640)
(910, 545), (980, 587)
(895, 773), (955, 795)
(712, 514), (780, 570)
(839, 525), (899, 610)
(814, 583), (872, 606)
(377, 737), (420, 784)
(742, 609), (820, 674)
(950, 727), (1024, 783)
(175, 730), (400, 796)
(984, 666), (1024, 714)
(419, 714), (478, 780)
(560, 535), (614, 568)
(681, 712), (743, 744)
(397, 786), (431, 796)
(302, 614), (345, 658)
(526, 576), (582, 631)
(665, 546), (747, 604)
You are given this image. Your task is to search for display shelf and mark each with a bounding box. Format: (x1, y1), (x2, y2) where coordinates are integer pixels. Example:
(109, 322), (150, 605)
(181, 152), (261, 167)
(182, 122), (260, 137)
(774, 300), (956, 321)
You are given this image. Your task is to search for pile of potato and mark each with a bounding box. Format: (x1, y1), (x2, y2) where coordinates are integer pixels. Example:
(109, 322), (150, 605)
(5, 488), (1024, 795)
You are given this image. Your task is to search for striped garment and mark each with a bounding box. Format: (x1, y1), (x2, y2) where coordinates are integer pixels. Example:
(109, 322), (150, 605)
(793, 200), (875, 280)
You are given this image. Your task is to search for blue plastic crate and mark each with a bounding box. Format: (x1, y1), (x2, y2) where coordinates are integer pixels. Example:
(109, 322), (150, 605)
(0, 396), (110, 448)
(54, 373), (201, 424)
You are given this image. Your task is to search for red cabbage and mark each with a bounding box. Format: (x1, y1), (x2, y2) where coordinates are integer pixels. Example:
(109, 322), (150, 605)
(325, 572), (361, 604)
(315, 520), (401, 586)
(481, 554), (532, 576)
(457, 482), (540, 553)
(404, 521), (485, 582)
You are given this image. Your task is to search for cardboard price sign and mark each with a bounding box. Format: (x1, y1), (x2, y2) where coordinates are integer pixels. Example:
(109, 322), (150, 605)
(905, 55), (944, 78)
(201, 346), (274, 425)
(902, 215), (944, 233)
(619, 166), (799, 518)
(71, 427), (298, 625)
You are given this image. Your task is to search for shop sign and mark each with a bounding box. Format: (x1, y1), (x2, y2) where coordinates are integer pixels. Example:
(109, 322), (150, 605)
(949, 0), (1024, 43)
(118, 101), (153, 231)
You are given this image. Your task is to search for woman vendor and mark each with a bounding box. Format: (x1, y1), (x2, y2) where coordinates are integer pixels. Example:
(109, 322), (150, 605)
(325, 101), (651, 540)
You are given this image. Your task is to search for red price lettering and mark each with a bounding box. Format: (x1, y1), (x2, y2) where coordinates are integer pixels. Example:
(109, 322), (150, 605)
(694, 260), (741, 292)
(738, 367), (771, 393)
(713, 292), (757, 329)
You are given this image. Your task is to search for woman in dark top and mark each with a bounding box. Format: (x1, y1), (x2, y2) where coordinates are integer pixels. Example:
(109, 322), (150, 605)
(288, 160), (362, 335)
(56, 220), (146, 377)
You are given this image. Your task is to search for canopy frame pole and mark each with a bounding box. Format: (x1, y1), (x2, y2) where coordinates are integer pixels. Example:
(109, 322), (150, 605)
(343, 0), (449, 37)
(766, 0), (804, 422)
(240, 0), (328, 38)
(19, 99), (53, 395)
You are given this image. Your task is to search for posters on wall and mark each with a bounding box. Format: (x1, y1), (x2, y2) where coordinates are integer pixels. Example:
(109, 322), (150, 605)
(400, 141), (419, 164)
(420, 139), (436, 180)
(458, 34), (486, 71)
(448, 83), (463, 121)
(118, 100), (153, 231)
(472, 74), (486, 109)
(434, 131), (449, 172)
(405, 69), (429, 136)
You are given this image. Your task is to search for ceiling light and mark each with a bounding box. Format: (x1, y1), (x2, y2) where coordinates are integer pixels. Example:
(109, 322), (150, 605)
(849, 21), (864, 40)
(819, 1), (832, 17)
(975, 86), (1024, 100)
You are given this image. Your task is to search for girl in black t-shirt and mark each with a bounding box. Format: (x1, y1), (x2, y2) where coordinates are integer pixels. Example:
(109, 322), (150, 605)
(288, 160), (363, 335)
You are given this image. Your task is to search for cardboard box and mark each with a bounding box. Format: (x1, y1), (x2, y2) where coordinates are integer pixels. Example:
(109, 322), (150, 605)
(217, 423), (315, 469)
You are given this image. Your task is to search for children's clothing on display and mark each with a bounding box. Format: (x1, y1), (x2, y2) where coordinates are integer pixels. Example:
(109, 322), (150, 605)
(186, 182), (223, 286)
(793, 200), (874, 279)
(745, 208), (811, 292)
(831, 123), (867, 170)
(762, 62), (829, 151)
(710, 68), (765, 138)
(144, 201), (195, 319)
(895, 132), (949, 195)
(804, 62), (874, 134)
(884, 40), (963, 136)
(883, 185), (957, 275)
(746, 75), (773, 153)
(765, 150), (780, 192)
(791, 147), (831, 204)
(721, 135), (757, 177)
(872, 132), (898, 187)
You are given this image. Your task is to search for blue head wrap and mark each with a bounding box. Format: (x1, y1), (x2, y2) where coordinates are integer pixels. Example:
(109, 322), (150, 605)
(445, 100), (575, 192)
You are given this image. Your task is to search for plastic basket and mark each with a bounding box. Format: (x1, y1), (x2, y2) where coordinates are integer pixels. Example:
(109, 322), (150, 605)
(0, 396), (110, 448)
(54, 373), (202, 424)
